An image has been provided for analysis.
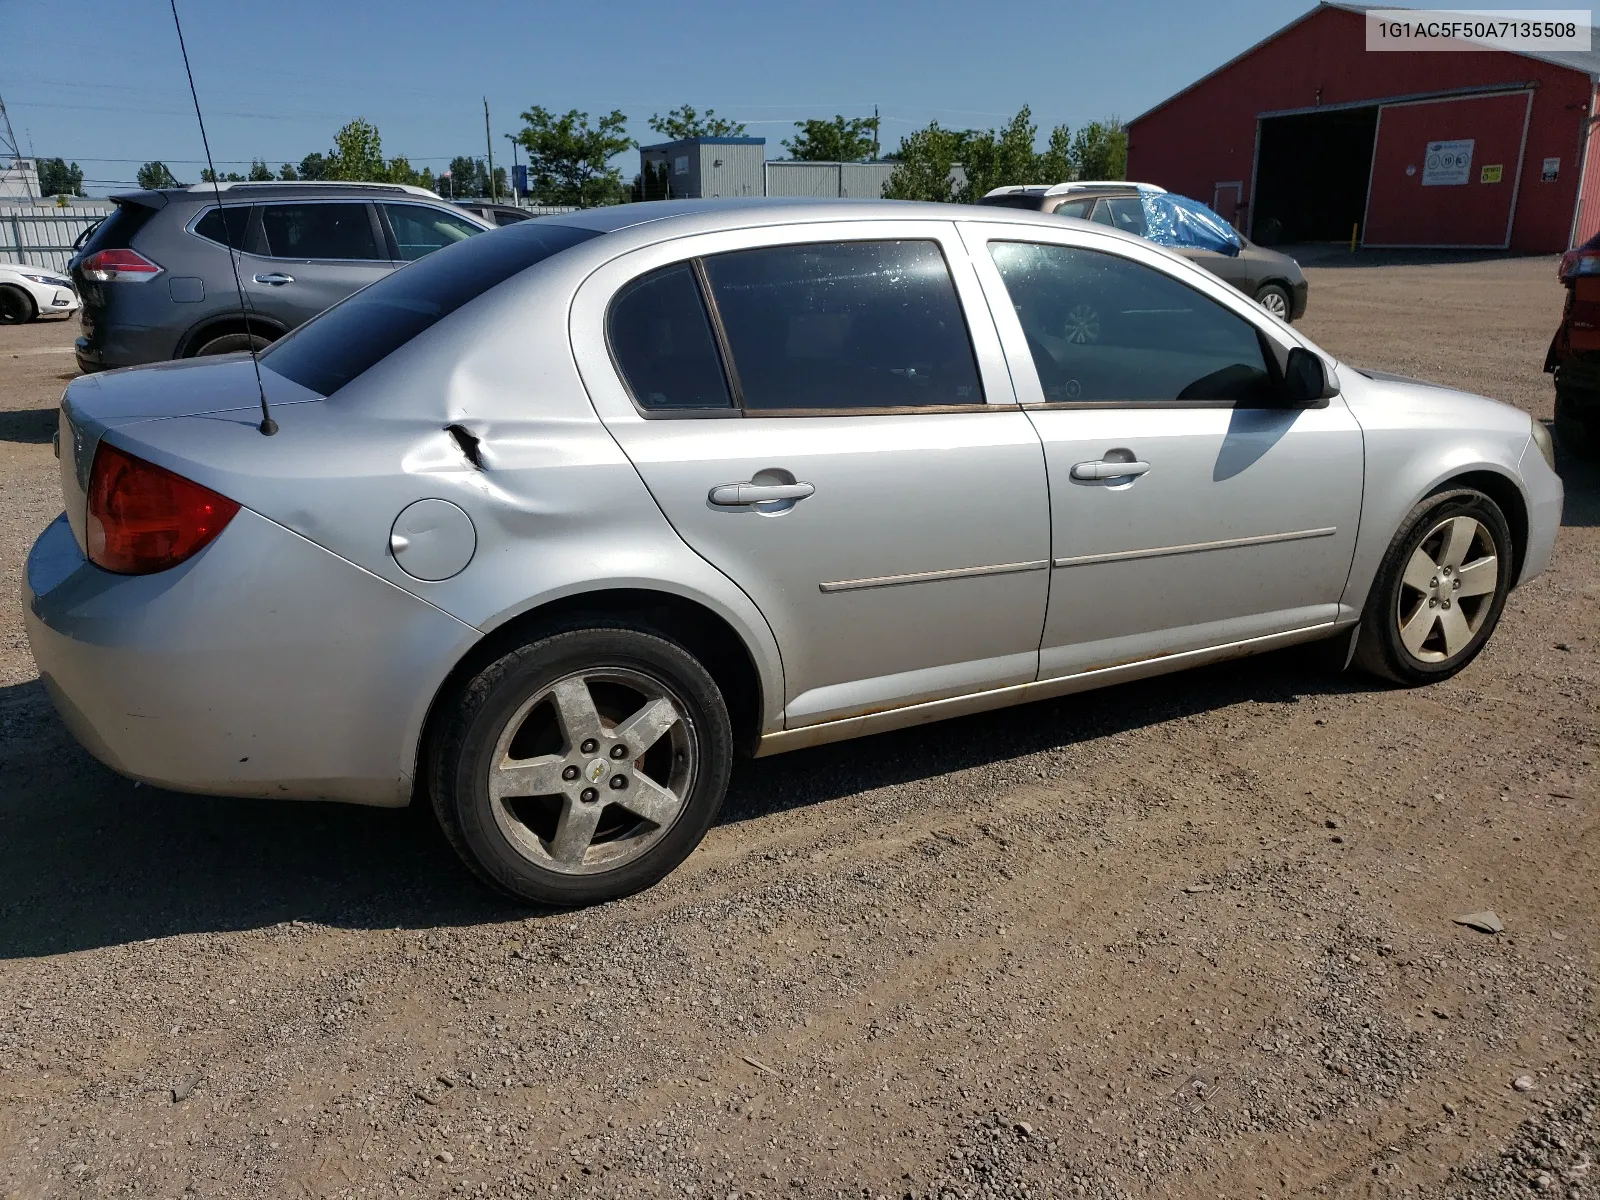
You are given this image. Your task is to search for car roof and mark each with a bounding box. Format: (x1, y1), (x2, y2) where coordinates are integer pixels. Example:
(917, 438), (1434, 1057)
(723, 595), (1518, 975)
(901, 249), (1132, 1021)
(110, 181), (465, 208)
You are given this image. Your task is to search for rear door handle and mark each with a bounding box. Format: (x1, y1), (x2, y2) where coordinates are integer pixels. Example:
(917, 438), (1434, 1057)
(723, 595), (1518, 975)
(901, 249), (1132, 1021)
(1070, 459), (1150, 481)
(708, 481), (816, 506)
(253, 273), (294, 286)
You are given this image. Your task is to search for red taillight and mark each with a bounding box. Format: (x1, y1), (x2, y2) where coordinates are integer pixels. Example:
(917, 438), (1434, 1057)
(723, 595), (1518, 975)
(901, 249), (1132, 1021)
(86, 443), (239, 574)
(78, 248), (162, 283)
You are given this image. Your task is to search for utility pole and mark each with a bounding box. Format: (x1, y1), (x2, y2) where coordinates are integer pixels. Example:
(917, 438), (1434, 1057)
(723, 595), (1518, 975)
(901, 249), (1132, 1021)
(0, 91), (33, 200)
(872, 104), (879, 161)
(484, 98), (497, 203)
(504, 132), (521, 206)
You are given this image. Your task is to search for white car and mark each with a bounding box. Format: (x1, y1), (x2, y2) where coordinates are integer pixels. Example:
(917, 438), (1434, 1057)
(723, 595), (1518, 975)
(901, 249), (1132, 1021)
(0, 261), (80, 324)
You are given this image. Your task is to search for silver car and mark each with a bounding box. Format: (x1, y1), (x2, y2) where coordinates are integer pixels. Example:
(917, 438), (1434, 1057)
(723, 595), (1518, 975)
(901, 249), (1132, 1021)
(24, 199), (1563, 906)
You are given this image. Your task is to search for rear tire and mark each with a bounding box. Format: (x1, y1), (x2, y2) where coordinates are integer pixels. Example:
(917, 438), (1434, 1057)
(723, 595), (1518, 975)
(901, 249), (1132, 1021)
(429, 624), (734, 907)
(1255, 283), (1292, 322)
(1353, 488), (1513, 686)
(0, 285), (35, 325)
(193, 331), (271, 357)
(1554, 386), (1599, 460)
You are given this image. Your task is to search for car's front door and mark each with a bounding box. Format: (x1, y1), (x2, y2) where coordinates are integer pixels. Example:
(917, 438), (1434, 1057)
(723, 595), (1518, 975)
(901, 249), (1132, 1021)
(243, 201), (391, 330)
(960, 223), (1363, 679)
(573, 223), (1052, 728)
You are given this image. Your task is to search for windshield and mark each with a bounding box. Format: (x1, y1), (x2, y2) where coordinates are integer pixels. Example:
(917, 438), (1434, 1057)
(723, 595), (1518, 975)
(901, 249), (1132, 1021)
(262, 222), (598, 395)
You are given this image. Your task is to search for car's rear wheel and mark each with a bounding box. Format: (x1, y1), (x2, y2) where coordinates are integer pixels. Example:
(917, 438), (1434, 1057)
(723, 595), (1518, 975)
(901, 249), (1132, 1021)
(430, 625), (733, 906)
(1554, 386), (1599, 460)
(193, 331), (272, 357)
(1255, 283), (1292, 321)
(0, 285), (35, 325)
(1353, 488), (1513, 686)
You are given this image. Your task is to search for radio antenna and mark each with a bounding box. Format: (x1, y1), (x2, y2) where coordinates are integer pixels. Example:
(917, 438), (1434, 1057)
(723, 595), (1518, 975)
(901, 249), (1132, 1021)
(168, 0), (277, 435)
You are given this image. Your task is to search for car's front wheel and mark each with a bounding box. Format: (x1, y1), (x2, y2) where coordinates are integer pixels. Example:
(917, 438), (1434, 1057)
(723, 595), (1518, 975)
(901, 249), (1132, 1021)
(1255, 283), (1292, 321)
(429, 624), (734, 906)
(0, 284), (35, 325)
(1353, 488), (1513, 685)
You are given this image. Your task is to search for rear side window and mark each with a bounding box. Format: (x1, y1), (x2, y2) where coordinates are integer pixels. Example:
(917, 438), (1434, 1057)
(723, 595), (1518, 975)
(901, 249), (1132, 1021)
(193, 205), (255, 251)
(384, 203), (483, 261)
(608, 264), (732, 410)
(261, 221), (598, 395)
(1092, 197), (1146, 236)
(260, 203), (381, 260)
(1052, 198), (1095, 220)
(700, 240), (984, 410)
(988, 241), (1274, 404)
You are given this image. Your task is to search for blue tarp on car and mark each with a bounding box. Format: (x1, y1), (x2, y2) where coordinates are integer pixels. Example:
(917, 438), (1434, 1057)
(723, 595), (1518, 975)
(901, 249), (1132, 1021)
(1141, 193), (1241, 255)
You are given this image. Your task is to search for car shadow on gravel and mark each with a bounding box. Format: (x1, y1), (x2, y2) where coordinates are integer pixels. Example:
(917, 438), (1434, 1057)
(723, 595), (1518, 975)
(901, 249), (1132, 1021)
(0, 644), (1373, 959)
(0, 407), (58, 444)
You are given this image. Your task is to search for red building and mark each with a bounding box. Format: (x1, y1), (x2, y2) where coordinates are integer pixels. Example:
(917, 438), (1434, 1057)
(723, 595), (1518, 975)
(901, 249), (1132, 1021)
(1127, 3), (1600, 251)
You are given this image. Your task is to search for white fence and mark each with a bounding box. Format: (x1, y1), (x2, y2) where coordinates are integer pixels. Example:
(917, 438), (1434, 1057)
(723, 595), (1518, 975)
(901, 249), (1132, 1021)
(0, 204), (114, 272)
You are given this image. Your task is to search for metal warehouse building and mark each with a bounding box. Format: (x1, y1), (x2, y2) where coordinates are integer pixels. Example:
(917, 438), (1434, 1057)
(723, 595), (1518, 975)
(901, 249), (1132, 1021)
(638, 137), (896, 200)
(1126, 2), (1600, 251)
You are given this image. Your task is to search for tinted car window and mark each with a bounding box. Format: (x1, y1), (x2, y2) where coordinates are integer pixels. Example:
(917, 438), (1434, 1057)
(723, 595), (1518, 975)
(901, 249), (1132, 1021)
(260, 203), (380, 260)
(988, 241), (1274, 404)
(193, 205), (254, 251)
(976, 193), (1049, 211)
(1092, 196), (1146, 236)
(75, 200), (156, 258)
(384, 203), (483, 261)
(701, 240), (983, 411)
(262, 222), (598, 395)
(1053, 198), (1095, 219)
(608, 264), (732, 410)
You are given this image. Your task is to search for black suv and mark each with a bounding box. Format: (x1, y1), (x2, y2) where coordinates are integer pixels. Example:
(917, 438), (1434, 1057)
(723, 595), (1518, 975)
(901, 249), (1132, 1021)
(70, 181), (490, 372)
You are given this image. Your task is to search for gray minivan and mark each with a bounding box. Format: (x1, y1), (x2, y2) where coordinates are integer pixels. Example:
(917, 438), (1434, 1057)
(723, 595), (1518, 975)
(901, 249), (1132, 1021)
(70, 181), (491, 373)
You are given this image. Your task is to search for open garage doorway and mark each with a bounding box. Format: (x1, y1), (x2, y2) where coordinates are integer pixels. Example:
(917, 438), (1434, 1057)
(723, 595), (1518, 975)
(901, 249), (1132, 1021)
(1251, 107), (1378, 244)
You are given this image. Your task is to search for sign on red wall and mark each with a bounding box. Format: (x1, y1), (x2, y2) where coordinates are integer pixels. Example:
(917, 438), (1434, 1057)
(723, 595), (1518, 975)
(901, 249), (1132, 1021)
(1364, 91), (1532, 247)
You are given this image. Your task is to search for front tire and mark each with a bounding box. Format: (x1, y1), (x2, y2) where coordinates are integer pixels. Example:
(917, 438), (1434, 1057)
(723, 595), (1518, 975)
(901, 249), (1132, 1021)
(1256, 283), (1292, 322)
(429, 625), (734, 906)
(1353, 489), (1513, 685)
(0, 285), (35, 325)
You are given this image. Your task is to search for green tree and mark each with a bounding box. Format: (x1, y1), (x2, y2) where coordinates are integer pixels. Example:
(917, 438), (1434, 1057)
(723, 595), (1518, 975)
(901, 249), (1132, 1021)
(199, 168), (246, 183)
(444, 155), (482, 197)
(248, 159), (273, 181)
(1069, 119), (1127, 181)
(516, 106), (632, 206)
(783, 115), (879, 162)
(297, 152), (330, 181)
(384, 155), (421, 186)
(37, 158), (85, 196)
(883, 121), (969, 202)
(328, 118), (386, 181)
(631, 159), (672, 201)
(647, 104), (746, 141)
(136, 160), (186, 190)
(277, 163), (298, 180)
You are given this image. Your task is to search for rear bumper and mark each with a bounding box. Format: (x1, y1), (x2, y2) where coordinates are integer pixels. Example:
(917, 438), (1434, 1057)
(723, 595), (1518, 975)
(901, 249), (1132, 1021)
(23, 510), (478, 807)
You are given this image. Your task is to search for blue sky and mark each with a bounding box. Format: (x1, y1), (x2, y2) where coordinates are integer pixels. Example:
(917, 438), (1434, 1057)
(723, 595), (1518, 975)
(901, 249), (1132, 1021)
(0, 0), (1578, 193)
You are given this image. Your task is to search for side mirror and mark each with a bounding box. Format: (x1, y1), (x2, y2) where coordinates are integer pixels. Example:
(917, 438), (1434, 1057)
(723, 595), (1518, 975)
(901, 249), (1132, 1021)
(1282, 347), (1332, 406)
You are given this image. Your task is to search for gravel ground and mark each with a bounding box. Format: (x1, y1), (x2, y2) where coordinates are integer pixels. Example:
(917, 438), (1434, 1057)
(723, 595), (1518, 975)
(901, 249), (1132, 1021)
(0, 257), (1594, 1200)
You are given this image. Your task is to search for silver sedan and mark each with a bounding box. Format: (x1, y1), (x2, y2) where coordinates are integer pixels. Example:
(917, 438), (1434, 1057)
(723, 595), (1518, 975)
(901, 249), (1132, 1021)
(24, 199), (1563, 905)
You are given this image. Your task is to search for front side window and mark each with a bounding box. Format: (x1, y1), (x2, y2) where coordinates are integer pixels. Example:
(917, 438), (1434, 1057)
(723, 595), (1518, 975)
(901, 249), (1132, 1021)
(988, 241), (1274, 404)
(260, 202), (380, 260)
(608, 264), (733, 410)
(700, 240), (983, 411)
(384, 203), (483, 260)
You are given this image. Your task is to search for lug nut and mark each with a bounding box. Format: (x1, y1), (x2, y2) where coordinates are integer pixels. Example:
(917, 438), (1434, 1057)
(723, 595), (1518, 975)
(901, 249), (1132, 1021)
(610, 744), (628, 759)
(580, 738), (599, 755)
(562, 765), (580, 781)
(1429, 598), (1438, 606)
(1442, 600), (1451, 609)
(609, 774), (627, 790)
(1453, 579), (1461, 589)
(1430, 577), (1438, 587)
(580, 787), (599, 804)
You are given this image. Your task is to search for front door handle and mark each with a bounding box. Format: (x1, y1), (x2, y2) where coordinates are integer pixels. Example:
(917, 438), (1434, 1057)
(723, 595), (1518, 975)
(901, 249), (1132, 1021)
(253, 273), (294, 286)
(708, 481), (816, 506)
(1070, 458), (1151, 481)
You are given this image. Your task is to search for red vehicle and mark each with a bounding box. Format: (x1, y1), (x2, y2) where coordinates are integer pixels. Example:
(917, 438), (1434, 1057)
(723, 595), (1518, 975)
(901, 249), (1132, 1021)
(1545, 238), (1600, 459)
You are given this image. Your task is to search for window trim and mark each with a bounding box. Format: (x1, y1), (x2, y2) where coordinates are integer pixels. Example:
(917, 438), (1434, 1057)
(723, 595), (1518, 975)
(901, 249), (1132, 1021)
(960, 224), (1309, 412)
(185, 202), (265, 256)
(609, 237), (994, 421)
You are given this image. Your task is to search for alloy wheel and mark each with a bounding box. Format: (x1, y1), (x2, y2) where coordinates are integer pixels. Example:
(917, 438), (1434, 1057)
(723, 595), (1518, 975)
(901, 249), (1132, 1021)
(1258, 290), (1289, 318)
(486, 668), (697, 875)
(1394, 514), (1499, 663)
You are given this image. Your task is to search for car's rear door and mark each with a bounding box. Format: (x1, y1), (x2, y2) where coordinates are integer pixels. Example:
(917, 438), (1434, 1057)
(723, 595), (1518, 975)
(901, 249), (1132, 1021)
(243, 200), (391, 329)
(571, 220), (1051, 729)
(959, 220), (1363, 678)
